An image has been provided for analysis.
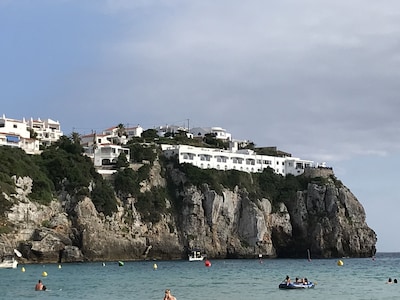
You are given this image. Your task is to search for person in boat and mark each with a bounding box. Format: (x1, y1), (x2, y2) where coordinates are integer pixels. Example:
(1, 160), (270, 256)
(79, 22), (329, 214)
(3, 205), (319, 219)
(284, 275), (291, 284)
(35, 280), (43, 291)
(164, 289), (176, 300)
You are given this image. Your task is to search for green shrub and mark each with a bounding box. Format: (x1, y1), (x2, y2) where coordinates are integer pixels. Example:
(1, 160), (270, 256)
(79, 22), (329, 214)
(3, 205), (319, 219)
(127, 143), (157, 164)
(135, 187), (168, 223)
(114, 168), (139, 197)
(91, 179), (117, 216)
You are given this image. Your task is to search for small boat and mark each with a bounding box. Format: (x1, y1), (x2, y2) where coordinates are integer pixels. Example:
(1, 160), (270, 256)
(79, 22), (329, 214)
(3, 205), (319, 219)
(0, 255), (18, 269)
(279, 281), (315, 289)
(188, 249), (205, 261)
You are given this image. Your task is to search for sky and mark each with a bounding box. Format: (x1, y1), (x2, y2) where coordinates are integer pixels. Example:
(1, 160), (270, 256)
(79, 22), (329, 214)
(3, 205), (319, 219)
(1, 0), (400, 252)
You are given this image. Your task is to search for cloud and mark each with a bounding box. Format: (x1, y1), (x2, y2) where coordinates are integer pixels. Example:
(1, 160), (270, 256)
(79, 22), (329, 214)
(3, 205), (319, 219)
(77, 1), (400, 161)
(3, 0), (400, 163)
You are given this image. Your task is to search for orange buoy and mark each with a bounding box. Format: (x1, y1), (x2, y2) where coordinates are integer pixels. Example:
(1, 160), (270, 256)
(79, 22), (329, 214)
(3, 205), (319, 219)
(205, 260), (211, 267)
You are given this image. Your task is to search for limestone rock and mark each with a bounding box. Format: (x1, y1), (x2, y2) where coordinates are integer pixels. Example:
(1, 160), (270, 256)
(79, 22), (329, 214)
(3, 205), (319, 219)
(0, 164), (376, 262)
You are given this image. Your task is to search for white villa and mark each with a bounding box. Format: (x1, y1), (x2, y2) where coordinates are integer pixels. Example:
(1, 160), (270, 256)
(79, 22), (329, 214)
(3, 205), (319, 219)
(80, 128), (132, 168)
(190, 126), (232, 140)
(102, 124), (143, 144)
(0, 114), (63, 154)
(156, 124), (192, 138)
(162, 144), (314, 176)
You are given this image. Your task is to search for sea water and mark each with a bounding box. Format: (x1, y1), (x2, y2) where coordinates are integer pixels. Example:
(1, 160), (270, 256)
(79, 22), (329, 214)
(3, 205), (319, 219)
(2, 253), (400, 300)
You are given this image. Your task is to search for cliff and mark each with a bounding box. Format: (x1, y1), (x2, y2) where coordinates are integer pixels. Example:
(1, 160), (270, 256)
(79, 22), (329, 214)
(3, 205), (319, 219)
(0, 160), (377, 263)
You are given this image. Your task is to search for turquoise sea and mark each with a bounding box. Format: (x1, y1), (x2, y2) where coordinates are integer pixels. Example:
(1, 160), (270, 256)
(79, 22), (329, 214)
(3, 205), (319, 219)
(2, 253), (400, 300)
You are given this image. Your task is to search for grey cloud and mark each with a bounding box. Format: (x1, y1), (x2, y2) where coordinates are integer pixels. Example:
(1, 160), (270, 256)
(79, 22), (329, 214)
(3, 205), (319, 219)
(56, 1), (400, 163)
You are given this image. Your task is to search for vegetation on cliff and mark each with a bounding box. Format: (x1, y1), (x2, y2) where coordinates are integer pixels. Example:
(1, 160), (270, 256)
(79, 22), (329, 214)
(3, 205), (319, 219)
(0, 132), (340, 230)
(0, 137), (118, 216)
(173, 161), (311, 212)
(0, 132), (377, 260)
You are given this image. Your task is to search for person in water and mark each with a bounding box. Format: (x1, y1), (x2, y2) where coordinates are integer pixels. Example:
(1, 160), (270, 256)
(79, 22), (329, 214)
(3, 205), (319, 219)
(163, 289), (176, 300)
(35, 280), (43, 291)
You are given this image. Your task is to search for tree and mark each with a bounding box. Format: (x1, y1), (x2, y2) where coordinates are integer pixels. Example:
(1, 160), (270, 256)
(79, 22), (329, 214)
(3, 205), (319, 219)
(115, 152), (129, 169)
(141, 129), (158, 140)
(116, 123), (126, 137)
(70, 132), (81, 144)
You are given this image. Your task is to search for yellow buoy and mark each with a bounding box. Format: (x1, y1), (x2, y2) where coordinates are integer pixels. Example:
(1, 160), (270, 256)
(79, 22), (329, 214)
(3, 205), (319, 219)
(42, 271), (48, 277)
(153, 263), (158, 270)
(21, 267), (25, 272)
(337, 260), (344, 266)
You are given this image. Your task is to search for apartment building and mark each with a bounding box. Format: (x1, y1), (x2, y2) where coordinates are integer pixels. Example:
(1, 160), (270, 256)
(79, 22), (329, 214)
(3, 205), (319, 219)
(27, 117), (63, 147)
(162, 144), (314, 176)
(0, 115), (39, 154)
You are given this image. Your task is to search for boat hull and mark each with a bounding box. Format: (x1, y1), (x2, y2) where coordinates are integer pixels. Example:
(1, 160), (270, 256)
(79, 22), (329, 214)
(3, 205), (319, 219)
(279, 282), (315, 289)
(0, 259), (18, 269)
(188, 256), (204, 261)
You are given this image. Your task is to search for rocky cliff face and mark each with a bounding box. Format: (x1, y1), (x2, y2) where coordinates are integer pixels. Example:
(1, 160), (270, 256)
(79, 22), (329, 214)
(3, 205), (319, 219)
(0, 163), (376, 263)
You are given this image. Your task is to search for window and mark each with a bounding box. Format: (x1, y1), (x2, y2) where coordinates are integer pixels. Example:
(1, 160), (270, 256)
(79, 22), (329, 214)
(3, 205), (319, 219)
(246, 159), (255, 165)
(232, 157), (243, 164)
(216, 156), (227, 162)
(199, 155), (211, 161)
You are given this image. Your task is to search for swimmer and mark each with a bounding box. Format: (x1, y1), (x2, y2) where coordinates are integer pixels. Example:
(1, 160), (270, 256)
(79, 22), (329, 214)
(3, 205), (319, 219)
(163, 289), (177, 300)
(35, 280), (43, 291)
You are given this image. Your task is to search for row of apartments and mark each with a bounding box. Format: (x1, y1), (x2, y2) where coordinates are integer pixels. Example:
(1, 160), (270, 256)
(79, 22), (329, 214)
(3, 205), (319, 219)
(0, 114), (63, 154)
(162, 144), (314, 176)
(0, 115), (315, 176)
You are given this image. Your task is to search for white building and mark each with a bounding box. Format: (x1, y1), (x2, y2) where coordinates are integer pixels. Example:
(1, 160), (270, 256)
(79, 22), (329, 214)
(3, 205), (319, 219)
(81, 132), (130, 167)
(83, 144), (130, 167)
(162, 144), (313, 176)
(156, 124), (188, 137)
(102, 124), (143, 144)
(27, 117), (63, 147)
(190, 126), (232, 140)
(125, 125), (143, 140)
(0, 115), (40, 154)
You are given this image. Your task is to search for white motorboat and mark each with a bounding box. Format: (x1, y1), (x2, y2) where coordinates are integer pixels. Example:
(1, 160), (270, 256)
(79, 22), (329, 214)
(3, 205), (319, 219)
(0, 255), (18, 269)
(188, 249), (205, 261)
(0, 249), (21, 269)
